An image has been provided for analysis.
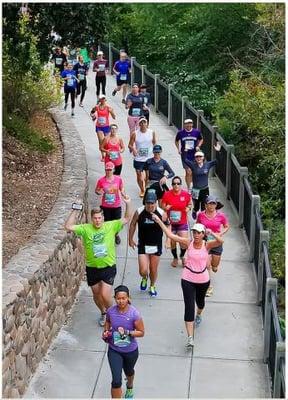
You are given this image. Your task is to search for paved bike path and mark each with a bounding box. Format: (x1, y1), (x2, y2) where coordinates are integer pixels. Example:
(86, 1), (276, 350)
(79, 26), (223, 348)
(25, 70), (270, 398)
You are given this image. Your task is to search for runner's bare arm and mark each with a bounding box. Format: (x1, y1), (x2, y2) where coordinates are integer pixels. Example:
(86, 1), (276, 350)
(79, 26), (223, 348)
(128, 210), (138, 248)
(65, 210), (78, 232)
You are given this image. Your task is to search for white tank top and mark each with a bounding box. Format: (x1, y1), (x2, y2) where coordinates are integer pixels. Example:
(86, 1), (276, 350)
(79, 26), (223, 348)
(134, 128), (153, 162)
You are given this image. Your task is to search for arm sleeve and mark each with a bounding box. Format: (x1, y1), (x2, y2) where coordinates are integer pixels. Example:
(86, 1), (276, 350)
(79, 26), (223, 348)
(184, 158), (194, 170)
(164, 161), (175, 178)
(208, 160), (217, 169)
(113, 219), (123, 234)
(73, 224), (86, 237)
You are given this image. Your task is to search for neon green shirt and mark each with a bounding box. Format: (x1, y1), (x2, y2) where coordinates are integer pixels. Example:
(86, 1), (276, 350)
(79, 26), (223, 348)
(74, 220), (123, 268)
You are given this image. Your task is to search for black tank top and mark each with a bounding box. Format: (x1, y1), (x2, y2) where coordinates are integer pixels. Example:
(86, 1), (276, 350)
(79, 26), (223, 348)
(137, 206), (164, 246)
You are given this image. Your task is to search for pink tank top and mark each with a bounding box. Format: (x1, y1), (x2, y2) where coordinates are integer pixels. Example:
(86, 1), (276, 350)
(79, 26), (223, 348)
(96, 105), (110, 127)
(104, 139), (122, 166)
(182, 241), (210, 283)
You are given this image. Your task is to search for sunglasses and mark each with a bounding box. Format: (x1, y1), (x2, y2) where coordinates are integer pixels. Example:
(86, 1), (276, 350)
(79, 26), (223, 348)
(172, 182), (181, 186)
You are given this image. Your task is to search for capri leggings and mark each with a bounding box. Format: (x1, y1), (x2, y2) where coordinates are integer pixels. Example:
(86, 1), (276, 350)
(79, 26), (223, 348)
(108, 347), (139, 388)
(181, 279), (210, 322)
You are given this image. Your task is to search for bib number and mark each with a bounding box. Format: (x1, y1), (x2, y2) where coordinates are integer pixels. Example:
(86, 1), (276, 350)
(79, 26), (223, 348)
(185, 140), (195, 151)
(138, 148), (148, 157)
(105, 193), (116, 204)
(113, 331), (131, 348)
(170, 211), (181, 223)
(79, 73), (85, 81)
(132, 108), (141, 116)
(98, 116), (106, 125)
(207, 234), (214, 242)
(120, 74), (127, 80)
(55, 57), (62, 65)
(145, 245), (158, 254)
(192, 188), (200, 200)
(109, 151), (119, 161)
(93, 244), (107, 258)
(67, 78), (74, 87)
(98, 64), (105, 71)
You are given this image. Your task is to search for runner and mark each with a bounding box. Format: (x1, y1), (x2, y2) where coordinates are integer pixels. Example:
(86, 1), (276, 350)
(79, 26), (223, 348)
(51, 46), (67, 74)
(197, 195), (229, 297)
(64, 200), (132, 327)
(102, 285), (145, 399)
(126, 83), (144, 134)
(184, 149), (220, 219)
(129, 190), (169, 297)
(162, 176), (192, 267)
(90, 96), (116, 160)
(175, 119), (203, 191)
(128, 116), (156, 197)
(143, 144), (174, 205)
(139, 84), (151, 124)
(152, 217), (223, 348)
(93, 50), (109, 100)
(112, 52), (131, 104)
(95, 162), (129, 245)
(73, 55), (89, 107)
(101, 124), (125, 176)
(61, 62), (78, 117)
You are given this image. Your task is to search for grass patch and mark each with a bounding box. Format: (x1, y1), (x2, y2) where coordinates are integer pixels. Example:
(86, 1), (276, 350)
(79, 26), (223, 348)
(3, 113), (54, 153)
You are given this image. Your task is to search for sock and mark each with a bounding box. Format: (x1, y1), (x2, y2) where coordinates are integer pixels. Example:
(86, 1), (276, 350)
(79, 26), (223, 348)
(171, 248), (178, 259)
(180, 248), (186, 258)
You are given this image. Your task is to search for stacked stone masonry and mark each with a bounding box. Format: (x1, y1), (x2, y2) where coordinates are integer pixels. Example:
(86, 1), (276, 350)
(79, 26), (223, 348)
(2, 110), (88, 398)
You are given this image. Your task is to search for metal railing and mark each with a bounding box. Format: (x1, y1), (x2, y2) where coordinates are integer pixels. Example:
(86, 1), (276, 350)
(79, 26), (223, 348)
(100, 43), (285, 398)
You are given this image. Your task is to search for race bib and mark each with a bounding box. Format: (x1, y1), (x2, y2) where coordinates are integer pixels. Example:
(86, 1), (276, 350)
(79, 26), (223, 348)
(138, 148), (148, 157)
(105, 193), (116, 204)
(109, 151), (119, 161)
(79, 73), (85, 81)
(98, 64), (106, 71)
(67, 78), (74, 87)
(131, 108), (141, 116)
(113, 331), (131, 348)
(170, 211), (181, 223)
(98, 116), (106, 125)
(143, 97), (148, 105)
(192, 188), (200, 200)
(120, 74), (127, 80)
(55, 57), (62, 65)
(93, 243), (107, 258)
(207, 234), (214, 241)
(145, 245), (158, 254)
(185, 140), (195, 151)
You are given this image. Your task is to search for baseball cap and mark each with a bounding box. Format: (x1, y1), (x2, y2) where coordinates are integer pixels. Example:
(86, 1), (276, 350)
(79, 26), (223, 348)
(97, 50), (103, 55)
(205, 195), (224, 210)
(153, 144), (162, 153)
(191, 223), (205, 233)
(139, 116), (147, 123)
(184, 119), (193, 124)
(105, 161), (114, 170)
(145, 190), (157, 203)
(195, 150), (204, 157)
(99, 95), (106, 100)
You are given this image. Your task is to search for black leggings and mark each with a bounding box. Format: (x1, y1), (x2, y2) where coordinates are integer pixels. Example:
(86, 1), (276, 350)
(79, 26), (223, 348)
(64, 89), (75, 108)
(181, 279), (210, 322)
(108, 347), (139, 389)
(96, 75), (106, 96)
(193, 187), (209, 213)
(77, 80), (87, 102)
(114, 164), (122, 176)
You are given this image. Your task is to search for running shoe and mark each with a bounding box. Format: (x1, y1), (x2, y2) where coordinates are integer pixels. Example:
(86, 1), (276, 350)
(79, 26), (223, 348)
(140, 277), (148, 291)
(98, 313), (106, 327)
(124, 388), (134, 399)
(139, 191), (145, 198)
(64, 103), (68, 111)
(79, 102), (83, 107)
(171, 258), (178, 268)
(205, 286), (213, 297)
(71, 110), (75, 117)
(186, 336), (194, 349)
(192, 210), (197, 220)
(149, 286), (157, 297)
(115, 235), (121, 245)
(112, 90), (117, 96)
(195, 314), (202, 326)
(180, 257), (185, 267)
(212, 266), (218, 273)
(122, 98), (126, 104)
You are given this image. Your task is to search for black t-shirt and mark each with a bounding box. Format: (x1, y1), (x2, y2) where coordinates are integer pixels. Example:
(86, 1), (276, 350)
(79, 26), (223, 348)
(137, 206), (164, 246)
(51, 52), (67, 71)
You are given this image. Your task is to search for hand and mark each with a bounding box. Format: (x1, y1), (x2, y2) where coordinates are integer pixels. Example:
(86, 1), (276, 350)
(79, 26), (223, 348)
(118, 326), (125, 335)
(165, 239), (171, 250)
(159, 176), (167, 186)
(122, 195), (131, 203)
(165, 204), (172, 211)
(185, 207), (191, 213)
(102, 330), (111, 342)
(129, 239), (137, 249)
(151, 214), (161, 224)
(195, 146), (200, 152)
(214, 141), (221, 152)
(205, 228), (212, 236)
(132, 149), (138, 157)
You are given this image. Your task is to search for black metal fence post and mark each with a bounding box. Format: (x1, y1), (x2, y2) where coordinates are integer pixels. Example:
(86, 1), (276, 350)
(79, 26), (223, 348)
(130, 56), (136, 85)
(168, 83), (174, 126)
(108, 42), (113, 74)
(154, 74), (160, 113)
(141, 65), (146, 84)
(264, 277), (278, 362)
(197, 110), (204, 130)
(239, 167), (249, 227)
(257, 231), (270, 305)
(182, 96), (188, 129)
(273, 342), (286, 398)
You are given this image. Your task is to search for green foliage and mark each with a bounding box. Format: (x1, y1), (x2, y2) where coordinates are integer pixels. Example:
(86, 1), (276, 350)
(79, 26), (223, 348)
(3, 114), (54, 153)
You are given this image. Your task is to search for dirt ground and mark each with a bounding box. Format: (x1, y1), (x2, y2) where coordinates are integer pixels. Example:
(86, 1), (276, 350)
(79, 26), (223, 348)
(2, 113), (63, 266)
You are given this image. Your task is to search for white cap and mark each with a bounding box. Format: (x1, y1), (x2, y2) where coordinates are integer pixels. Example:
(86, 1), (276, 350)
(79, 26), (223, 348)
(191, 223), (205, 233)
(99, 95), (106, 100)
(195, 150), (204, 157)
(184, 118), (193, 124)
(97, 50), (104, 55)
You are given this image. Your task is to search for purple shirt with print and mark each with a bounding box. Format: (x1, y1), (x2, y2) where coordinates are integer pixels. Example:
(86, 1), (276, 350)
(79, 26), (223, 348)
(176, 128), (203, 161)
(106, 305), (141, 353)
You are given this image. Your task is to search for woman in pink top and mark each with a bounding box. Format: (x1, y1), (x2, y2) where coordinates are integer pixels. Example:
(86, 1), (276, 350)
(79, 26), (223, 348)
(152, 216), (223, 349)
(197, 195), (229, 297)
(95, 162), (129, 244)
(100, 124), (125, 176)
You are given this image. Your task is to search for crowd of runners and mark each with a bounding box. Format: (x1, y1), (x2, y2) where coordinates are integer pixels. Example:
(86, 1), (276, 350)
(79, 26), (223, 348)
(61, 47), (230, 399)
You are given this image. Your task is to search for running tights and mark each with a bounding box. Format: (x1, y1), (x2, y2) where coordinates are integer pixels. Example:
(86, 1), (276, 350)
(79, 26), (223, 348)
(65, 90), (75, 109)
(96, 76), (106, 96)
(108, 347), (139, 388)
(181, 279), (210, 322)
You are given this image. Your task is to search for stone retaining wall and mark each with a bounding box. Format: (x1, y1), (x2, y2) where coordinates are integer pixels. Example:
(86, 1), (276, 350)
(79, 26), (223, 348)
(2, 110), (88, 398)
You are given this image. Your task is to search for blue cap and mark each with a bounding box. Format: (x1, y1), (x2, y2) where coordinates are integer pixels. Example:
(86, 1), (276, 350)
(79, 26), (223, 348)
(145, 190), (157, 203)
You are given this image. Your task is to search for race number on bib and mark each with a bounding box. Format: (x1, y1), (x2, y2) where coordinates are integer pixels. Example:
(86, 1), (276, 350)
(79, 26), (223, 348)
(98, 64), (105, 71)
(79, 74), (85, 81)
(113, 331), (131, 348)
(145, 245), (158, 254)
(98, 116), (106, 125)
(67, 78), (74, 86)
(93, 244), (108, 258)
(138, 148), (148, 157)
(170, 211), (181, 223)
(192, 188), (200, 200)
(105, 193), (116, 204)
(185, 140), (195, 151)
(120, 74), (127, 80)
(131, 108), (141, 116)
(55, 57), (62, 65)
(109, 151), (119, 161)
